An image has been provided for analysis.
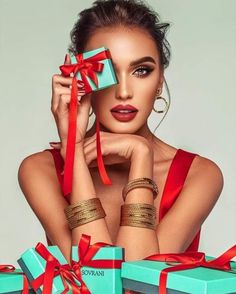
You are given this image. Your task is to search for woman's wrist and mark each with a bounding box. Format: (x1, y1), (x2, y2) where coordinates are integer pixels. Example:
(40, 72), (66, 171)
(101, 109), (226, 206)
(129, 143), (154, 180)
(126, 144), (154, 204)
(69, 142), (96, 204)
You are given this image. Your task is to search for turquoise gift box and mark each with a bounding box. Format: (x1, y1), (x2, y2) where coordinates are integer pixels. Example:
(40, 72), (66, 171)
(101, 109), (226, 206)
(70, 46), (118, 93)
(121, 257), (236, 294)
(0, 268), (34, 294)
(71, 245), (124, 294)
(17, 246), (79, 293)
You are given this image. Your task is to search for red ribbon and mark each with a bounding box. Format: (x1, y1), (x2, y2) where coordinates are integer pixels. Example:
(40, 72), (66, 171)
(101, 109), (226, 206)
(59, 50), (113, 196)
(72, 234), (124, 294)
(144, 245), (236, 294)
(0, 264), (29, 294)
(31, 243), (80, 294)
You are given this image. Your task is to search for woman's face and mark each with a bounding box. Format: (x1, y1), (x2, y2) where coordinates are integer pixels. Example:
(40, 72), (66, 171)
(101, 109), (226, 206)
(84, 26), (164, 134)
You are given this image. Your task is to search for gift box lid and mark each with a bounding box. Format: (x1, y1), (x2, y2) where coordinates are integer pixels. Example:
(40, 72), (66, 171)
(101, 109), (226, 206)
(70, 46), (118, 91)
(72, 245), (124, 294)
(17, 245), (73, 293)
(72, 245), (124, 262)
(121, 256), (236, 294)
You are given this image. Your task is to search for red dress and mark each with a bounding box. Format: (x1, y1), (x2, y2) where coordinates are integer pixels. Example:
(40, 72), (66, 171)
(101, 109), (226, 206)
(44, 147), (200, 251)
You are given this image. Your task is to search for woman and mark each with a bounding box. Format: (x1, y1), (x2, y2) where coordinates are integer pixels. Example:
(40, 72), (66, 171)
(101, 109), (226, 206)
(18, 0), (223, 263)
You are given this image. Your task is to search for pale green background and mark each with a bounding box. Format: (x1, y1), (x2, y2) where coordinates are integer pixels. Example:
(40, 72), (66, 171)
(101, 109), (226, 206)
(0, 0), (235, 265)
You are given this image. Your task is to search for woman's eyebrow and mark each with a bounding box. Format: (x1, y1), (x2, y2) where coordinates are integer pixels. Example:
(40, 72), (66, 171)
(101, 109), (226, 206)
(130, 56), (156, 66)
(112, 56), (156, 68)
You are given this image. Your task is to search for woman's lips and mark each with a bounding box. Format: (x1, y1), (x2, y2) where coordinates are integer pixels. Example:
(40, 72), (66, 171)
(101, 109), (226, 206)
(110, 110), (138, 122)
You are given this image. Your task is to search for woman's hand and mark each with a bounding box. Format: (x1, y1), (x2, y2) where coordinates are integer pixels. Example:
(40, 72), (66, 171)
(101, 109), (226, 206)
(83, 131), (153, 168)
(50, 54), (92, 160)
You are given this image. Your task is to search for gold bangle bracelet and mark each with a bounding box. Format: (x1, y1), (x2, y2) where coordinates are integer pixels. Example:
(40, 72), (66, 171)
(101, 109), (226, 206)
(64, 198), (100, 215)
(64, 198), (106, 230)
(120, 203), (156, 230)
(122, 177), (158, 201)
(68, 211), (106, 229)
(120, 219), (156, 230)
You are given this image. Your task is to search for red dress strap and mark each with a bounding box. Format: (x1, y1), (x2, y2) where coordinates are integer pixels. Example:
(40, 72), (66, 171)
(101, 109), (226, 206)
(159, 148), (200, 252)
(44, 148), (64, 188)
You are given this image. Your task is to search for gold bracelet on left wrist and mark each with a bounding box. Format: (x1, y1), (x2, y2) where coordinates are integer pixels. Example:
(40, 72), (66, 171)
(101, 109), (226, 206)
(122, 177), (158, 202)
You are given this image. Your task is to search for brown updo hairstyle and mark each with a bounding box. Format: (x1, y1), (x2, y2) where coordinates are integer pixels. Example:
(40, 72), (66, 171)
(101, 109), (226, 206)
(68, 0), (171, 71)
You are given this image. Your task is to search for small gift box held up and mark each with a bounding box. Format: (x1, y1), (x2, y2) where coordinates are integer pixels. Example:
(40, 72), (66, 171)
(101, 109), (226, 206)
(59, 47), (118, 197)
(0, 265), (32, 294)
(68, 46), (118, 93)
(17, 244), (80, 293)
(71, 234), (124, 294)
(122, 246), (236, 294)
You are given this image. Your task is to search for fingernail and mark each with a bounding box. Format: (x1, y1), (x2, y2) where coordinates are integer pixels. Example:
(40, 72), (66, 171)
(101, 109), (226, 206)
(64, 54), (67, 63)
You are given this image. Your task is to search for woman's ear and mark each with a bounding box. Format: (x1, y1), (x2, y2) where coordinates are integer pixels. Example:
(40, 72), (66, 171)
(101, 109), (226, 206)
(157, 73), (164, 93)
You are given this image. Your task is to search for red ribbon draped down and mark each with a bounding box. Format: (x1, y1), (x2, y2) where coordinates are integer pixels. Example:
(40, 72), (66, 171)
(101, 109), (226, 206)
(0, 264), (29, 294)
(144, 245), (236, 294)
(59, 50), (113, 196)
(31, 243), (80, 294)
(72, 234), (123, 294)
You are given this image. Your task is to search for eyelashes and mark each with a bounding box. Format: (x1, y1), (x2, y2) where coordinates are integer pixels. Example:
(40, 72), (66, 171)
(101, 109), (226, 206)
(133, 66), (154, 78)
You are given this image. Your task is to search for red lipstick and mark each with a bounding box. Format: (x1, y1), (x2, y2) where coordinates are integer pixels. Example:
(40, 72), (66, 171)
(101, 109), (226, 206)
(110, 104), (138, 122)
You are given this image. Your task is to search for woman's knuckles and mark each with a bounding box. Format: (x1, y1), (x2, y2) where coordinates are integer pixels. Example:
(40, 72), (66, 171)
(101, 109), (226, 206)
(52, 74), (60, 84)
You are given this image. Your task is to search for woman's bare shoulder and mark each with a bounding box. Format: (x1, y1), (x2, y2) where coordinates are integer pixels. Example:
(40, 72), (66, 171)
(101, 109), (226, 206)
(18, 150), (55, 180)
(180, 147), (223, 200)
(186, 154), (224, 190)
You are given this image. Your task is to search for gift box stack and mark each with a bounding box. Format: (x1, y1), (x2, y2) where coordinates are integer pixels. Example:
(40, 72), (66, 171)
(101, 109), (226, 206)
(0, 234), (124, 293)
(1, 236), (236, 293)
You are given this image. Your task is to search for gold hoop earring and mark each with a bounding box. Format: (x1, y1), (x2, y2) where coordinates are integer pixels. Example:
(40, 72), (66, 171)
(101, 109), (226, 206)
(153, 95), (169, 114)
(89, 107), (94, 117)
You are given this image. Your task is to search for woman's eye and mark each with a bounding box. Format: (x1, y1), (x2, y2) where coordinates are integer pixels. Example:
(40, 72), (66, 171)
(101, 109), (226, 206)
(133, 66), (153, 77)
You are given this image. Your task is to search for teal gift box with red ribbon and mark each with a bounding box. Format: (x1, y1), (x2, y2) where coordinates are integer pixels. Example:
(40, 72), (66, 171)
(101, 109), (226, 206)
(0, 266), (33, 294)
(16, 234), (124, 293)
(69, 46), (118, 93)
(71, 234), (124, 294)
(17, 244), (80, 293)
(122, 246), (236, 294)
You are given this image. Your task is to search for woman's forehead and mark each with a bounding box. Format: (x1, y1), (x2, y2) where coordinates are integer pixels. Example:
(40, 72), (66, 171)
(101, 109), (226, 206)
(84, 26), (159, 64)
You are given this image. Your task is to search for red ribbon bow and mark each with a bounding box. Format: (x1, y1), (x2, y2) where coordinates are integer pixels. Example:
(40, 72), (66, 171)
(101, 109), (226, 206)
(31, 243), (80, 294)
(59, 49), (113, 196)
(144, 245), (236, 294)
(72, 234), (123, 294)
(0, 264), (29, 293)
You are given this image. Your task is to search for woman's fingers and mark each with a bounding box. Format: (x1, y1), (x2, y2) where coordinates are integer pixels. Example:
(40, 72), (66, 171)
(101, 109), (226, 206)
(64, 54), (71, 65)
(56, 95), (70, 124)
(52, 74), (73, 87)
(49, 142), (61, 149)
(51, 87), (85, 113)
(83, 136), (128, 166)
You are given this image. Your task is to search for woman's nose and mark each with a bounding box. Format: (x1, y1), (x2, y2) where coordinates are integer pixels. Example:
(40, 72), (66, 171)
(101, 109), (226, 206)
(115, 74), (133, 100)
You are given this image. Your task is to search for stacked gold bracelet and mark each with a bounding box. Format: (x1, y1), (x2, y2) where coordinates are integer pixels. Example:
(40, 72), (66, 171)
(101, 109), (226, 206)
(120, 203), (156, 230)
(64, 198), (106, 230)
(122, 177), (158, 202)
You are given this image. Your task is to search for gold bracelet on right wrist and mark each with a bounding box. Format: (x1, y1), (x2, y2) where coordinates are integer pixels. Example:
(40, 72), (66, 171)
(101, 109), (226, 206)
(120, 203), (156, 230)
(122, 177), (158, 202)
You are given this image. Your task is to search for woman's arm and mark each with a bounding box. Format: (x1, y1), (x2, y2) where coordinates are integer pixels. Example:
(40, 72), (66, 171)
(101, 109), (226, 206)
(116, 143), (159, 260)
(69, 144), (112, 245)
(156, 156), (223, 253)
(18, 151), (72, 262)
